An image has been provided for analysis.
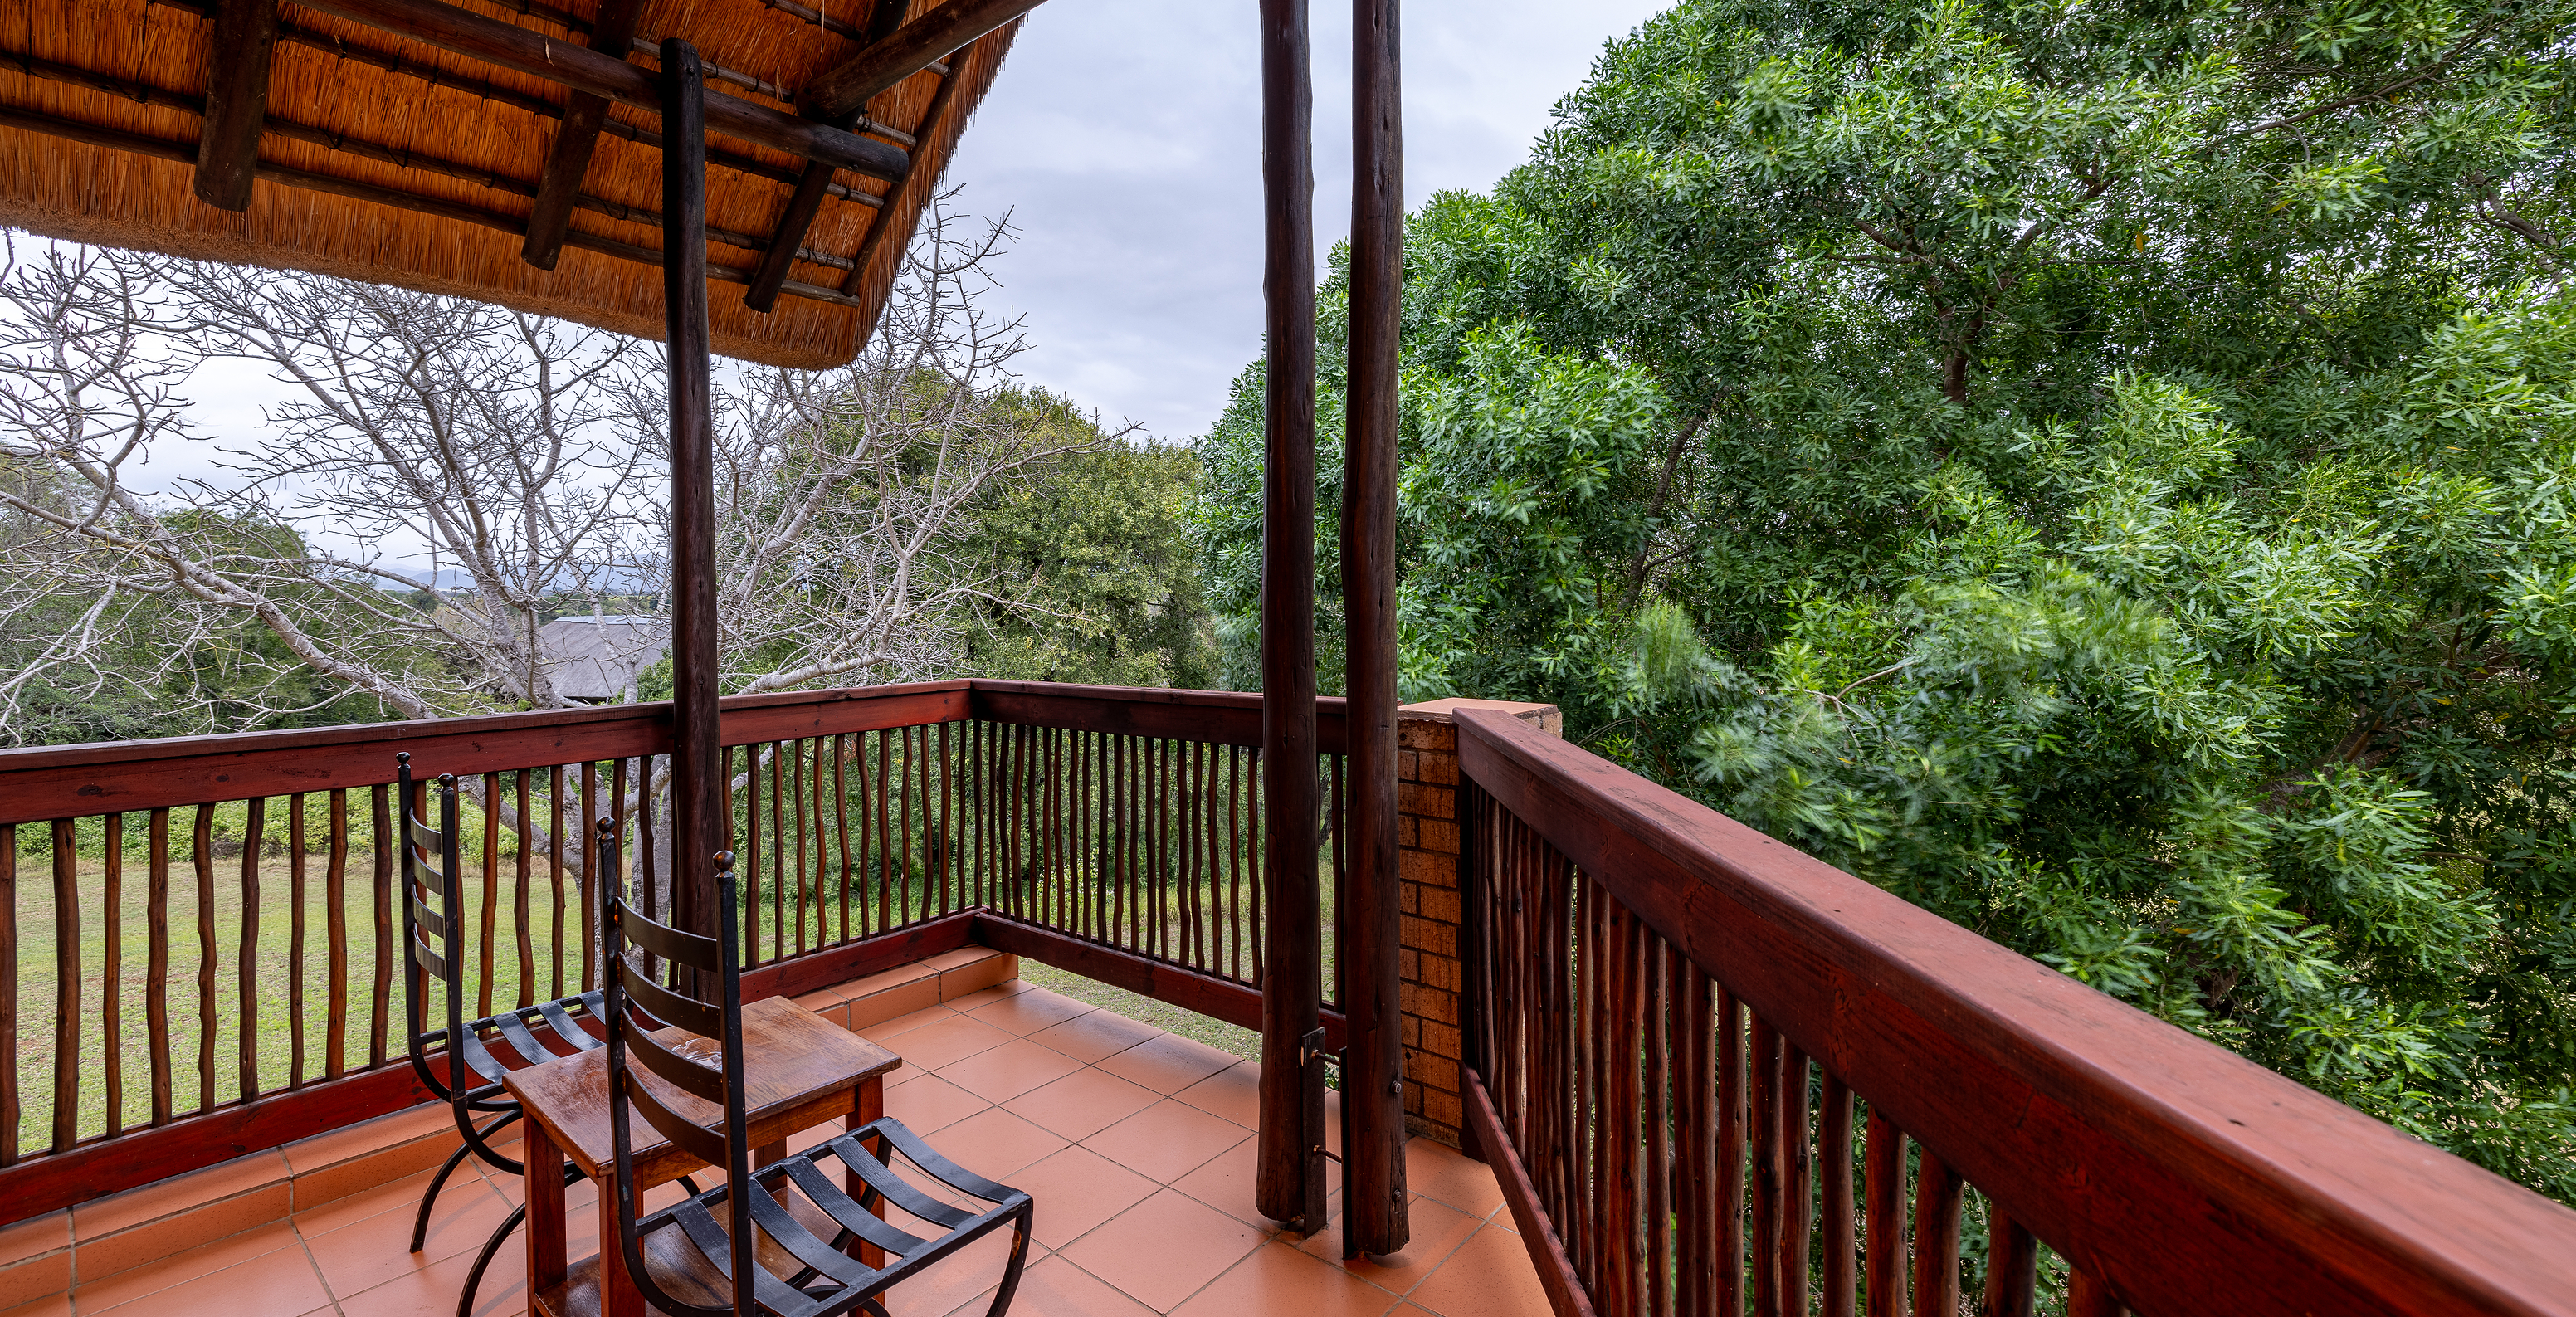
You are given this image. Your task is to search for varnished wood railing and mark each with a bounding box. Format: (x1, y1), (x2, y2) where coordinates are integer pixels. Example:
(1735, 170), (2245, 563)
(0, 680), (1345, 1224)
(1452, 707), (2576, 1317)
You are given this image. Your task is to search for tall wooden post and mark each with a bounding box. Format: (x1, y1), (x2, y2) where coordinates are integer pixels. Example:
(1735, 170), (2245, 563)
(1255, 0), (1325, 1236)
(661, 39), (723, 946)
(1342, 0), (1407, 1259)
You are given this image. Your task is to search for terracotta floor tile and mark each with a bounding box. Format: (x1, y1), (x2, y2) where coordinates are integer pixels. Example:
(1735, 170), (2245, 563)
(1025, 1011), (1161, 1065)
(290, 1166), (447, 1238)
(1085, 1101), (1252, 1185)
(335, 1238), (525, 1317)
(1002, 1069), (1160, 1143)
(943, 1254), (1154, 1317)
(1094, 1034), (1237, 1095)
(1166, 1139), (1271, 1228)
(72, 1150), (290, 1239)
(80, 1236), (332, 1317)
(943, 978), (1040, 1011)
(876, 1014), (1016, 1071)
(0, 1212), (66, 1268)
(1403, 1140), (1505, 1219)
(1002, 1147), (1158, 1251)
(1171, 1240), (1400, 1317)
(281, 1101), (455, 1176)
(1401, 1222), (1551, 1317)
(1061, 1189), (1268, 1312)
(937, 1038), (1086, 1104)
(885, 1071), (993, 1137)
(1171, 1063), (1261, 1129)
(71, 1220), (301, 1310)
(0, 1295), (71, 1317)
(964, 987), (1095, 1036)
(876, 1222), (1045, 1317)
(1296, 1194), (1482, 1296)
(914, 1106), (1070, 1181)
(861, 1003), (961, 1044)
(302, 1175), (516, 1300)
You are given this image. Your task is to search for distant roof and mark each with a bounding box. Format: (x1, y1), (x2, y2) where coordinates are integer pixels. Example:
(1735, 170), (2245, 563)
(539, 615), (666, 701)
(0, 0), (1024, 367)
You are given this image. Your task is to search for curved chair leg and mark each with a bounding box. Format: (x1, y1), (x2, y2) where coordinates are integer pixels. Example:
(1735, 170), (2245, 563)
(456, 1200), (528, 1317)
(410, 1139), (478, 1254)
(979, 1213), (1034, 1317)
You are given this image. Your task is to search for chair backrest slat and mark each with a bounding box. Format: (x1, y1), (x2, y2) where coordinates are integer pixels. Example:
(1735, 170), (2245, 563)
(619, 1014), (728, 1103)
(618, 955), (724, 1038)
(622, 906), (720, 970)
(397, 755), (471, 1099)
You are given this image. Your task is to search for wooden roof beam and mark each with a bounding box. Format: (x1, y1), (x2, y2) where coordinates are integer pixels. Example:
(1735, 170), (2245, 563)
(193, 0), (277, 210)
(295, 0), (910, 181)
(744, 0), (909, 314)
(522, 0), (646, 271)
(799, 0), (1042, 122)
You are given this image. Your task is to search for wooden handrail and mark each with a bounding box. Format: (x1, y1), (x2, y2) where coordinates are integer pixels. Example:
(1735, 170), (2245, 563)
(1453, 706), (2576, 1317)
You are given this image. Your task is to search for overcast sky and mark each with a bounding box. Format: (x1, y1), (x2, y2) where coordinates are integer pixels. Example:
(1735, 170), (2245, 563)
(938, 0), (1670, 439)
(143, 1), (1671, 563)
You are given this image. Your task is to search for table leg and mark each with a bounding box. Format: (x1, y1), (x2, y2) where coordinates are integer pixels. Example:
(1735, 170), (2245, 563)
(526, 1123), (567, 1304)
(599, 1175), (642, 1317)
(851, 1076), (885, 1268)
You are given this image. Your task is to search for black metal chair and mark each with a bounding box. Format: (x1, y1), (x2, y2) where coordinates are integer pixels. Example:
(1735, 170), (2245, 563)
(603, 833), (1033, 1317)
(397, 753), (617, 1317)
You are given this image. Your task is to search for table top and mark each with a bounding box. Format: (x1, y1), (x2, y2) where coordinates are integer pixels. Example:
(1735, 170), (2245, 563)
(501, 996), (899, 1181)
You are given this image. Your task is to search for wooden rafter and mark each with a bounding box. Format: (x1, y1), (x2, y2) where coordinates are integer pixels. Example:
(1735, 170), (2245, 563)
(744, 0), (910, 314)
(193, 0), (276, 210)
(520, 0), (647, 270)
(799, 0), (1042, 122)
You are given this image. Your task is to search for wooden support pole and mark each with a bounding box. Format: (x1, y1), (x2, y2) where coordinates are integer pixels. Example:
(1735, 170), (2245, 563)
(745, 0), (908, 313)
(661, 38), (723, 949)
(295, 0), (908, 180)
(520, 0), (646, 270)
(798, 0), (1043, 121)
(1254, 0), (1323, 1237)
(193, 0), (276, 211)
(1341, 0), (1406, 1261)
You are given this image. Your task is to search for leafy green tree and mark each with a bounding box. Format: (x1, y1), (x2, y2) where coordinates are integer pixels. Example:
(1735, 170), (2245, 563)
(1198, 0), (2576, 1197)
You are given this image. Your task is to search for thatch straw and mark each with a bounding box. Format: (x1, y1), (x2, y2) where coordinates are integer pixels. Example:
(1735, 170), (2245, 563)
(0, 0), (1018, 368)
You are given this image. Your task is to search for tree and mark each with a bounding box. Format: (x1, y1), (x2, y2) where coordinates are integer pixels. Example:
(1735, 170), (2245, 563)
(1198, 0), (2576, 1198)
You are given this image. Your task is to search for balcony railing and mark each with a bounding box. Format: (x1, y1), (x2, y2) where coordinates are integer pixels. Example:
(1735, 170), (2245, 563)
(4, 682), (2573, 1315)
(0, 680), (1347, 1225)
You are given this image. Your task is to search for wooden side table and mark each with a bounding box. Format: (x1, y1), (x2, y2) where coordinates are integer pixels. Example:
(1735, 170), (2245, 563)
(500, 995), (902, 1317)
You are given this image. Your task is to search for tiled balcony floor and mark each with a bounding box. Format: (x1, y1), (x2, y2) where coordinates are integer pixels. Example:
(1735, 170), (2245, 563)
(5, 978), (1547, 1317)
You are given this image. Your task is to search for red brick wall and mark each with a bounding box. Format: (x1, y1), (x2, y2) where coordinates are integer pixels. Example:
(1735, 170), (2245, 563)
(1394, 699), (1560, 1148)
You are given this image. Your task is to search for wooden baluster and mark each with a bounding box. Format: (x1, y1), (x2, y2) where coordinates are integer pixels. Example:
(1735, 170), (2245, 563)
(103, 813), (124, 1136)
(1863, 1109), (1905, 1317)
(1647, 932), (1673, 1317)
(548, 766), (566, 1002)
(772, 739), (789, 959)
(795, 738), (812, 952)
(148, 808), (173, 1124)
(371, 785), (393, 1064)
(742, 745), (763, 963)
(326, 792), (349, 1080)
(1783, 1042), (1812, 1317)
(239, 798), (265, 1103)
(635, 755), (656, 934)
(1749, 1012), (1782, 1317)
(1716, 983), (1747, 1317)
(1987, 1209), (2037, 1317)
(1910, 1149), (1962, 1317)
(193, 805), (217, 1112)
(900, 728), (919, 929)
(1822, 1072), (1856, 1317)
(836, 734), (855, 944)
(577, 765), (599, 992)
(51, 819), (80, 1149)
(1681, 963), (1715, 1317)
(2066, 1269), (2125, 1317)
(513, 769), (534, 1009)
(476, 776), (497, 1020)
(288, 797), (308, 1087)
(0, 823), (13, 1164)
(942, 721), (959, 919)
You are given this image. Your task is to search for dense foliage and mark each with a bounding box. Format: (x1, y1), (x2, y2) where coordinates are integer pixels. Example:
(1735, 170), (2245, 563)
(1199, 0), (2576, 1197)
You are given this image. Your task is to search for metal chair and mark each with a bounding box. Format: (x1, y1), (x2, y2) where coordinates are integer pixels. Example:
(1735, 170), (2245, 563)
(603, 835), (1033, 1317)
(397, 752), (617, 1317)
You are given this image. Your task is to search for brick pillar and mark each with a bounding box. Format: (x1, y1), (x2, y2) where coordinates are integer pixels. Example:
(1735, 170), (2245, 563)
(1394, 697), (1562, 1149)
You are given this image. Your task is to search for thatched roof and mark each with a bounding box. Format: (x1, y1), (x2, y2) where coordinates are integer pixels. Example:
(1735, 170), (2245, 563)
(0, 0), (1022, 367)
